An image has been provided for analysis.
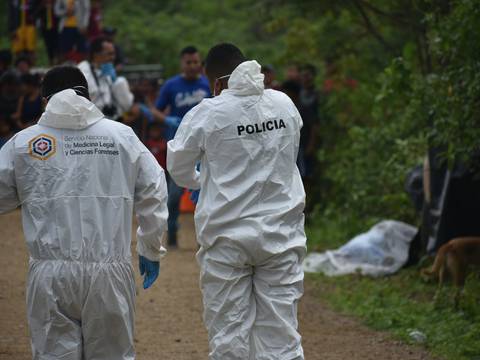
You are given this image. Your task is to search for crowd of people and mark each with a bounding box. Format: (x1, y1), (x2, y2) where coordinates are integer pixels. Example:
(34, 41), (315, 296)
(1, 12), (327, 217)
(8, 0), (109, 65)
(0, 56), (324, 158)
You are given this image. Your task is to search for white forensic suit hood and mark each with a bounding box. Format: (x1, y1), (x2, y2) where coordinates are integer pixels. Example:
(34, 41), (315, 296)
(0, 89), (168, 359)
(225, 60), (265, 96)
(167, 60), (307, 359)
(38, 88), (104, 129)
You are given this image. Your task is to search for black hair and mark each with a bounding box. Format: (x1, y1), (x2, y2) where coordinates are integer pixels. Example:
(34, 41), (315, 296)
(102, 26), (117, 36)
(261, 64), (275, 74)
(0, 117), (12, 132)
(89, 36), (111, 59)
(302, 63), (317, 77)
(148, 121), (163, 130)
(0, 70), (20, 85)
(0, 49), (12, 66)
(21, 73), (40, 87)
(41, 66), (90, 100)
(180, 46), (198, 57)
(205, 43), (246, 79)
(281, 80), (301, 97)
(15, 55), (31, 67)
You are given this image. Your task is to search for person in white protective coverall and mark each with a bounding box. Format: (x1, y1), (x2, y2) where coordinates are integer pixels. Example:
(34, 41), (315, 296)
(78, 36), (134, 120)
(167, 43), (307, 360)
(0, 66), (168, 360)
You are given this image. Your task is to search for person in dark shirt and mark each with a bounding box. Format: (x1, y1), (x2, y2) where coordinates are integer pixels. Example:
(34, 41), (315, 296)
(285, 63), (301, 83)
(0, 50), (13, 78)
(281, 80), (310, 178)
(38, 0), (59, 65)
(15, 55), (32, 75)
(261, 64), (280, 90)
(0, 70), (21, 131)
(0, 116), (14, 149)
(299, 64), (322, 179)
(12, 73), (42, 130)
(122, 101), (153, 142)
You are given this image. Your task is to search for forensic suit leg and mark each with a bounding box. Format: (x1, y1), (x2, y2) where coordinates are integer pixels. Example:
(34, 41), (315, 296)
(81, 262), (136, 360)
(27, 260), (83, 360)
(197, 243), (256, 359)
(251, 248), (305, 360)
(198, 242), (305, 360)
(27, 260), (136, 360)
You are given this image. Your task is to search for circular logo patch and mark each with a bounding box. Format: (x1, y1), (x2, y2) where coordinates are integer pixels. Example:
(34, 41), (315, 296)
(29, 134), (57, 160)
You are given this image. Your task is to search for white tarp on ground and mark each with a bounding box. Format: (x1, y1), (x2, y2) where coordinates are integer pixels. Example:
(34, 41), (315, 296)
(303, 220), (417, 277)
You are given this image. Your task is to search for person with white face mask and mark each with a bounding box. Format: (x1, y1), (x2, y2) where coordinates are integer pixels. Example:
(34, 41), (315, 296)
(167, 43), (307, 360)
(0, 66), (168, 359)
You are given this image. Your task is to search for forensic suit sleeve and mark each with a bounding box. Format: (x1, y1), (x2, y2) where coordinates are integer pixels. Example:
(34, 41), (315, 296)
(134, 140), (168, 262)
(112, 77), (134, 113)
(166, 105), (206, 190)
(0, 139), (20, 214)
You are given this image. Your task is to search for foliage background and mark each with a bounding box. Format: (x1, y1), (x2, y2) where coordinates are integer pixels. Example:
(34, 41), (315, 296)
(102, 0), (480, 243)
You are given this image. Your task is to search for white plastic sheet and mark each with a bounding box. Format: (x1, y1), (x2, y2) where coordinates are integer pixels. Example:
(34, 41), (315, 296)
(303, 220), (417, 277)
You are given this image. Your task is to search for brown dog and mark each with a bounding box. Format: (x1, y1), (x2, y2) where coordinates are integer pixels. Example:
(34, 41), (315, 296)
(421, 236), (480, 308)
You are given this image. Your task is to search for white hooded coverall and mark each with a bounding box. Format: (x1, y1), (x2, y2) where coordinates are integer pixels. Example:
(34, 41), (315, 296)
(0, 89), (168, 359)
(167, 60), (307, 360)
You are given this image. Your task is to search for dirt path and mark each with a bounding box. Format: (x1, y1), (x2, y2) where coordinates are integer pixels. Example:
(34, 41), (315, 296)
(0, 210), (435, 359)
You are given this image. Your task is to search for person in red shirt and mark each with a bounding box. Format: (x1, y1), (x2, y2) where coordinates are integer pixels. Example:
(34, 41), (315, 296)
(146, 122), (167, 170)
(87, 0), (102, 42)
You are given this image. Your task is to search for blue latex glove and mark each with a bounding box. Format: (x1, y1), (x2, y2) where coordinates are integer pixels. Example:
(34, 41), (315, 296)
(165, 116), (182, 129)
(190, 189), (200, 204)
(138, 255), (159, 289)
(139, 104), (154, 123)
(100, 62), (117, 82)
(189, 162), (201, 204)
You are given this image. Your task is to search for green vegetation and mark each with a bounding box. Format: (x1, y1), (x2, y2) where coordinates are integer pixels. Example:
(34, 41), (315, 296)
(306, 206), (480, 360)
(103, 0), (283, 76)
(308, 269), (480, 360)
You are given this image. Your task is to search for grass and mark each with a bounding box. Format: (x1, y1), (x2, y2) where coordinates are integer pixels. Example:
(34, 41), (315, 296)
(306, 215), (480, 360)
